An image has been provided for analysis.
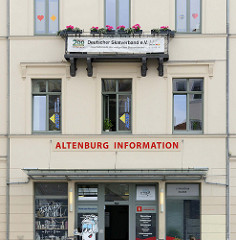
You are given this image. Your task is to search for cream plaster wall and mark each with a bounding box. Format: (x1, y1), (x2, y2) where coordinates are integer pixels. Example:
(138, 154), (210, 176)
(9, 37), (226, 135)
(229, 38), (236, 134)
(230, 161), (236, 240)
(2, 0), (235, 239)
(0, 0), (7, 36)
(0, 40), (8, 134)
(0, 160), (6, 240)
(9, 136), (225, 179)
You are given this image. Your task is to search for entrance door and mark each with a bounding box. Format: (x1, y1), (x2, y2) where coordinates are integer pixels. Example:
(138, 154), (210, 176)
(105, 205), (129, 240)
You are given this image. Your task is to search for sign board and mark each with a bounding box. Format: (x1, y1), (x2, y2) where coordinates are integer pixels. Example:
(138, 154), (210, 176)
(52, 139), (181, 152)
(136, 206), (156, 240)
(166, 184), (199, 197)
(136, 186), (156, 201)
(67, 37), (165, 54)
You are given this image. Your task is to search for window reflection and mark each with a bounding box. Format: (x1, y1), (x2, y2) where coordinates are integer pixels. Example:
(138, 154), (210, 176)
(105, 184), (129, 201)
(174, 95), (187, 130)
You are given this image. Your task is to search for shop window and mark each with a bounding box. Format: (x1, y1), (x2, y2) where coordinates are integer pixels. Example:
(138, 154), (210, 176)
(35, 183), (68, 239)
(173, 78), (203, 133)
(105, 0), (130, 29)
(176, 0), (201, 33)
(102, 79), (132, 133)
(32, 79), (61, 132)
(166, 184), (200, 240)
(35, 0), (59, 35)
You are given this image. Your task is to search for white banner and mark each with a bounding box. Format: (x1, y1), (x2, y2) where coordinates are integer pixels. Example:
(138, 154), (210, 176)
(67, 37), (165, 53)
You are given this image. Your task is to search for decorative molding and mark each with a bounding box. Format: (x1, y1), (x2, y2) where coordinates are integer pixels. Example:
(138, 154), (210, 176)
(163, 61), (215, 79)
(20, 62), (71, 80)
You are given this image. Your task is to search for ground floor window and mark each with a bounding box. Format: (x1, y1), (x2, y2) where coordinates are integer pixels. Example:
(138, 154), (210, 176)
(166, 184), (200, 240)
(35, 183), (68, 240)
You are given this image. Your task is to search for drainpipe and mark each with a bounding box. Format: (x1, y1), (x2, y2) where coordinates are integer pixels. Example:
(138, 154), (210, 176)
(226, 0), (230, 239)
(6, 0), (10, 239)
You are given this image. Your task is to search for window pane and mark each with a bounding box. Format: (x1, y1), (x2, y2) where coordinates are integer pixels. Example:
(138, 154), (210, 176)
(119, 95), (131, 131)
(32, 80), (46, 92)
(166, 199), (200, 240)
(48, 0), (59, 34)
(48, 80), (61, 92)
(102, 79), (116, 92)
(106, 0), (116, 28)
(189, 79), (203, 91)
(103, 94), (117, 131)
(190, 0), (201, 32)
(118, 79), (132, 92)
(105, 184), (129, 201)
(49, 95), (61, 131)
(189, 94), (202, 130)
(174, 95), (186, 130)
(78, 185), (98, 201)
(176, 0), (187, 32)
(173, 79), (187, 91)
(35, 183), (68, 239)
(33, 96), (46, 131)
(118, 0), (129, 28)
(35, 183), (68, 196)
(35, 0), (46, 34)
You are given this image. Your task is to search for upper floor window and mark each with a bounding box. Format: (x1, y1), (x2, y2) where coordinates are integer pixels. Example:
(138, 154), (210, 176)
(32, 79), (61, 132)
(102, 79), (132, 133)
(176, 0), (201, 33)
(35, 0), (59, 35)
(105, 0), (130, 29)
(173, 78), (203, 133)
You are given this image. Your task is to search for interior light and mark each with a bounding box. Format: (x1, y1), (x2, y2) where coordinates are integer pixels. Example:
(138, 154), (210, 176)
(160, 189), (164, 213)
(69, 188), (73, 212)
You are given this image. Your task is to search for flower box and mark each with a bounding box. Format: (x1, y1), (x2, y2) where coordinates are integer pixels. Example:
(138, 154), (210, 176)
(133, 30), (143, 35)
(104, 30), (115, 35)
(90, 31), (100, 35)
(151, 30), (160, 35)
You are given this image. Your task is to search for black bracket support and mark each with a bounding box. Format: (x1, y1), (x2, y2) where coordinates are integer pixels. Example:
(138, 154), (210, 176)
(86, 57), (93, 77)
(141, 57), (148, 77)
(157, 57), (164, 76)
(70, 57), (77, 77)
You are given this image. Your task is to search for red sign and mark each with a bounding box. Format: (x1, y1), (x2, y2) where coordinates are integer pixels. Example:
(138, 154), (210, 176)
(137, 206), (142, 212)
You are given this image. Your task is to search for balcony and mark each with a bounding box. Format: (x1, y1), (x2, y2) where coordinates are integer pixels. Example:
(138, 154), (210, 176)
(62, 31), (175, 77)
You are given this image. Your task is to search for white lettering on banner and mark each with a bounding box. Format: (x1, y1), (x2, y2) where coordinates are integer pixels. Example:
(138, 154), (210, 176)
(52, 140), (182, 152)
(67, 37), (165, 53)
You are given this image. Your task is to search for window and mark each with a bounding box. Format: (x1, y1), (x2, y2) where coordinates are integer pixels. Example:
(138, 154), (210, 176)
(102, 79), (132, 132)
(32, 79), (61, 132)
(35, 183), (68, 239)
(173, 78), (203, 132)
(176, 0), (201, 33)
(105, 0), (130, 28)
(35, 0), (59, 35)
(166, 184), (200, 240)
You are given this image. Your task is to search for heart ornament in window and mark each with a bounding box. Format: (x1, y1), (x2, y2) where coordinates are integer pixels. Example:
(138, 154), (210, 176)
(37, 15), (44, 21)
(192, 13), (198, 19)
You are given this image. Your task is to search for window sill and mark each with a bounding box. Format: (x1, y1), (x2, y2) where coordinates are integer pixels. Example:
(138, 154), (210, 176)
(102, 131), (132, 135)
(173, 131), (203, 135)
(32, 131), (61, 135)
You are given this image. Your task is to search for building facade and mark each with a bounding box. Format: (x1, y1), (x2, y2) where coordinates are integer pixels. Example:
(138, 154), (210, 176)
(1, 0), (236, 240)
